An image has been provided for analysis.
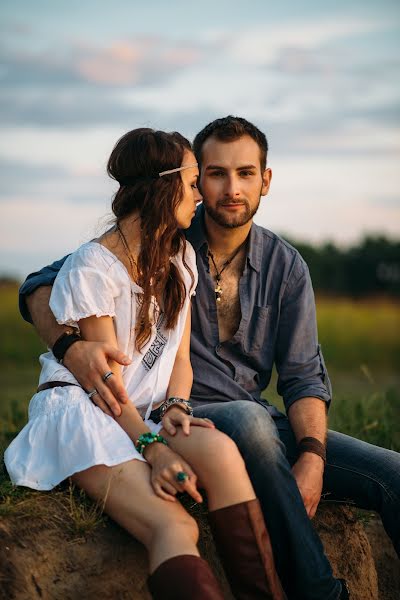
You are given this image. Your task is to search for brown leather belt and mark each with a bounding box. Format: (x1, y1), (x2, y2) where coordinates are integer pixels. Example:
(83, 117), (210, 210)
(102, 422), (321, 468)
(37, 381), (81, 393)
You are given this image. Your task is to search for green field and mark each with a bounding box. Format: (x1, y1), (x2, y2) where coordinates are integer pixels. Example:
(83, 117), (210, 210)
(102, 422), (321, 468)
(1, 286), (399, 456)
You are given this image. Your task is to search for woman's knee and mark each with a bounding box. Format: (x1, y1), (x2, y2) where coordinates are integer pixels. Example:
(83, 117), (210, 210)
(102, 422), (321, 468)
(147, 510), (199, 548)
(196, 429), (246, 475)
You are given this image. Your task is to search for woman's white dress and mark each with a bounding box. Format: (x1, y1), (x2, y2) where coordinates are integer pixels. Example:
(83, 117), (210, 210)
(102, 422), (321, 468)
(4, 240), (197, 490)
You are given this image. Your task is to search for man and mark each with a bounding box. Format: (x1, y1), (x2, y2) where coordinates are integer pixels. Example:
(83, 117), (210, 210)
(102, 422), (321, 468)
(19, 117), (399, 599)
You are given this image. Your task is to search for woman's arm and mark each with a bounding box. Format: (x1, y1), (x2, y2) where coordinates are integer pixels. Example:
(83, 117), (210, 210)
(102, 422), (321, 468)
(162, 307), (215, 436)
(166, 307), (193, 400)
(78, 314), (203, 504)
(78, 315), (150, 443)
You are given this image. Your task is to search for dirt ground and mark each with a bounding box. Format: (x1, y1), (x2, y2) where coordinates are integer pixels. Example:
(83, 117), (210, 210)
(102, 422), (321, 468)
(0, 493), (398, 599)
(364, 516), (400, 600)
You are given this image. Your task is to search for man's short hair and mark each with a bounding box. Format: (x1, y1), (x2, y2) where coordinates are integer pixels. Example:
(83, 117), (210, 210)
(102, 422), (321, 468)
(193, 116), (268, 170)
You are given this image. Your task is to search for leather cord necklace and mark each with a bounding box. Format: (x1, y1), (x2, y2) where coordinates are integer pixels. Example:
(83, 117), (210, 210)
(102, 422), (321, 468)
(117, 224), (139, 281)
(208, 242), (246, 302)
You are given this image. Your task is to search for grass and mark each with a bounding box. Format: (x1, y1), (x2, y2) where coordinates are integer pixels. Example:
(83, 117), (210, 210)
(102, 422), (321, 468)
(0, 284), (399, 516)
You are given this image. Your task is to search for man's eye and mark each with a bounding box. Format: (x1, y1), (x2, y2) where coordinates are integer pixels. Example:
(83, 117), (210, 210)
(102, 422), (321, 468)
(210, 171), (224, 177)
(240, 170), (254, 177)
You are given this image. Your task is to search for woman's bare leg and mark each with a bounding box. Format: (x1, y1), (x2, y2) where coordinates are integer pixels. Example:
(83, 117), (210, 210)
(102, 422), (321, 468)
(160, 427), (255, 510)
(72, 459), (199, 572)
(161, 427), (286, 599)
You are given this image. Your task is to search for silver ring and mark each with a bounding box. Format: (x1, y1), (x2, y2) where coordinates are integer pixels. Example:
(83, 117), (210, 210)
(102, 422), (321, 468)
(88, 388), (98, 399)
(102, 371), (114, 383)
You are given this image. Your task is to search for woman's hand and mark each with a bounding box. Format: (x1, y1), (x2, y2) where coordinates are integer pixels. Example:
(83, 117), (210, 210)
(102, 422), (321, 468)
(161, 406), (215, 436)
(144, 442), (203, 503)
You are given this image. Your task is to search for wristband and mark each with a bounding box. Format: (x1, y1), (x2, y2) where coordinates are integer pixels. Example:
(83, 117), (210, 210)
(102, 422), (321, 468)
(52, 329), (82, 363)
(298, 436), (326, 464)
(159, 397), (193, 419)
(135, 432), (168, 456)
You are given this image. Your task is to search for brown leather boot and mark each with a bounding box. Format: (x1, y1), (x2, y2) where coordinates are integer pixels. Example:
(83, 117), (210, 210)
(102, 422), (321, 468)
(147, 554), (225, 600)
(208, 498), (287, 600)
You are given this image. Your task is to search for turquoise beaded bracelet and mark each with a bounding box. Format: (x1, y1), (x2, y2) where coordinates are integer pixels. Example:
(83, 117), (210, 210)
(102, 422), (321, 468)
(135, 432), (168, 456)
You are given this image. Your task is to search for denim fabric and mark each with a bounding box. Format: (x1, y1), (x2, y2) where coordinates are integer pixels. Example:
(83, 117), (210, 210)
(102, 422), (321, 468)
(192, 400), (400, 599)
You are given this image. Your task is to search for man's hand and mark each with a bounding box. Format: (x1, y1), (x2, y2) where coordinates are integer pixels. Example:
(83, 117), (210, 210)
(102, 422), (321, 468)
(291, 452), (324, 519)
(63, 340), (131, 417)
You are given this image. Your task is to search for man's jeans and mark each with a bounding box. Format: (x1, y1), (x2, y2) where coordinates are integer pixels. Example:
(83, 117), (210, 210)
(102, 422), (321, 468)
(194, 400), (400, 600)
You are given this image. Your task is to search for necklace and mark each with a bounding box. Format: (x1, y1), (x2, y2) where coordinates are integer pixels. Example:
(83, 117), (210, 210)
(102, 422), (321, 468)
(208, 242), (246, 302)
(117, 224), (138, 281)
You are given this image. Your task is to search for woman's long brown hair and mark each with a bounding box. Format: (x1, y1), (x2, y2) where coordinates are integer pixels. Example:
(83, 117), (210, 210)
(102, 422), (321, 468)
(107, 128), (194, 351)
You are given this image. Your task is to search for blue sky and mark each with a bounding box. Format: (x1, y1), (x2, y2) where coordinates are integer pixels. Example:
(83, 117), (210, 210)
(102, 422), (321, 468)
(1, 0), (399, 278)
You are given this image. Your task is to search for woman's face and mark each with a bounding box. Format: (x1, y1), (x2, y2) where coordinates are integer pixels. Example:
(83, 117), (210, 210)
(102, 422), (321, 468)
(175, 151), (202, 229)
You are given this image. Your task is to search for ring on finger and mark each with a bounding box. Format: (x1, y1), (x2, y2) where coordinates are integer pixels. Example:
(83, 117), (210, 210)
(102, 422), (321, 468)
(176, 471), (189, 483)
(88, 388), (99, 399)
(102, 371), (114, 383)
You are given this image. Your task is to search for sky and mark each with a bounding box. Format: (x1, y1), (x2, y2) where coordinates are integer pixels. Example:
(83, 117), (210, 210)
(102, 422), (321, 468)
(1, 0), (399, 279)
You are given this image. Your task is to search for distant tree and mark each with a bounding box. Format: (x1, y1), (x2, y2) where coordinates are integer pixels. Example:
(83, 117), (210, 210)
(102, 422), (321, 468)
(0, 275), (20, 288)
(281, 235), (400, 297)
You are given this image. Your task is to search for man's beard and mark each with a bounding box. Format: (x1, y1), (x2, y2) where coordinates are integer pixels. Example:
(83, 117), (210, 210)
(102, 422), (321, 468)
(203, 196), (261, 229)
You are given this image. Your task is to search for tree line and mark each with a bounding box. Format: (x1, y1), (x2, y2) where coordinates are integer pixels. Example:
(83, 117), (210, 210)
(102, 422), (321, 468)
(285, 235), (400, 297)
(1, 235), (399, 298)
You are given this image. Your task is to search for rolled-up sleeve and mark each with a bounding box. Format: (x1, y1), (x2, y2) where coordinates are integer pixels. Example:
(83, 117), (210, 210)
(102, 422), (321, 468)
(19, 256), (70, 324)
(275, 256), (332, 413)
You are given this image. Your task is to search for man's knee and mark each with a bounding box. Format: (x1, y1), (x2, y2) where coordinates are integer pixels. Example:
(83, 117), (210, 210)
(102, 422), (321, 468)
(210, 401), (284, 462)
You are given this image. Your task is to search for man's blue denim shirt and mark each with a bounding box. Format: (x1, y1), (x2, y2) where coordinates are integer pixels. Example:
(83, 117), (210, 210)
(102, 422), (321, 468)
(19, 205), (332, 417)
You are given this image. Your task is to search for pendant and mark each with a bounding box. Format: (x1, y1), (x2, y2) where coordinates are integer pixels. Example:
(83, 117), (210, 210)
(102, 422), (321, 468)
(215, 283), (223, 302)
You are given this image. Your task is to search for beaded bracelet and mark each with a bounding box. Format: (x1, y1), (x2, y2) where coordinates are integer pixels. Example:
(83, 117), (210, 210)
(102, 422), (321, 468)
(135, 432), (168, 456)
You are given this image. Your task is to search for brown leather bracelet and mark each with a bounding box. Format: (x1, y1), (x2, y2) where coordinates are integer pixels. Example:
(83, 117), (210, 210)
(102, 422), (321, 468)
(52, 329), (82, 363)
(298, 436), (327, 464)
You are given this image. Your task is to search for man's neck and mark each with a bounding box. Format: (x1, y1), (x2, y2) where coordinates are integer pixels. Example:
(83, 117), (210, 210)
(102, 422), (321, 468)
(204, 212), (253, 256)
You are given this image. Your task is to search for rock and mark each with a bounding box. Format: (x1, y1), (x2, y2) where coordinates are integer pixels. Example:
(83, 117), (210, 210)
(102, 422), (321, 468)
(0, 495), (388, 599)
(314, 503), (379, 600)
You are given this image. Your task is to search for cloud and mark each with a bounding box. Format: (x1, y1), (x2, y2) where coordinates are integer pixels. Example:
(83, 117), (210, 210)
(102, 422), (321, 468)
(0, 16), (398, 149)
(0, 157), (117, 209)
(226, 18), (393, 66)
(0, 35), (205, 89)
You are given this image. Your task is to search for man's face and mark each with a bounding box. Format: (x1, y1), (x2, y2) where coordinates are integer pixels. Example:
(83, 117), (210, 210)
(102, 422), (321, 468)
(199, 135), (271, 229)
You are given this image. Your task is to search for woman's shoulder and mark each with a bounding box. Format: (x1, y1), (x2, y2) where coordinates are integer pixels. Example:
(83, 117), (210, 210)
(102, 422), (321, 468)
(63, 241), (121, 274)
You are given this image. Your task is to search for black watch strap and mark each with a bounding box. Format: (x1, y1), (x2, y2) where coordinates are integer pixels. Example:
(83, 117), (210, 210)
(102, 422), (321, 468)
(52, 330), (82, 362)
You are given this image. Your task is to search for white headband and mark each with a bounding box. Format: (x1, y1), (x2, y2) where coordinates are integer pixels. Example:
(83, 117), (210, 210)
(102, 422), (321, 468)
(159, 164), (198, 177)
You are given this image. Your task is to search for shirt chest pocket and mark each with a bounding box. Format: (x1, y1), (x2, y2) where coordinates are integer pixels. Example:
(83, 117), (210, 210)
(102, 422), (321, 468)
(244, 305), (274, 355)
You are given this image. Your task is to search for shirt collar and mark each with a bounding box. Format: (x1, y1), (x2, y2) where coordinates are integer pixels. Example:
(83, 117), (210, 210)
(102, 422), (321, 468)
(185, 204), (262, 272)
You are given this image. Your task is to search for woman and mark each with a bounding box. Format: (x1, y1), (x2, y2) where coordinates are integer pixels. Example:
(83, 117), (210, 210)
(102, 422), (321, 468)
(5, 128), (285, 600)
